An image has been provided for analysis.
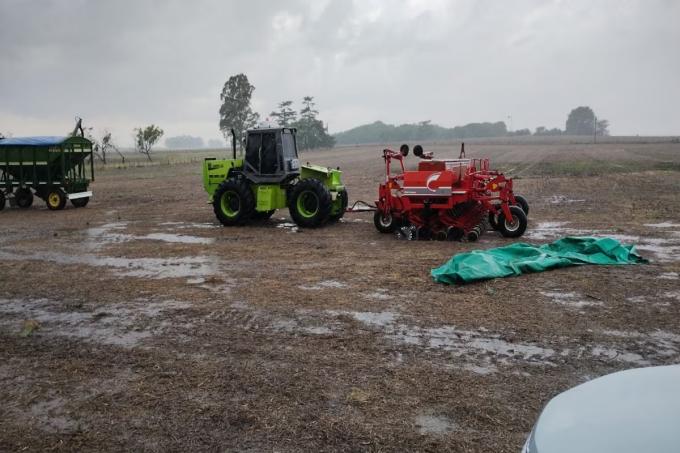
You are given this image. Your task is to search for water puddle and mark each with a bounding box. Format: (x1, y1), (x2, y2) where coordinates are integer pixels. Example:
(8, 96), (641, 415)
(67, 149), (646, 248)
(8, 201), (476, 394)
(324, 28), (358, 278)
(142, 233), (214, 245)
(540, 291), (604, 309)
(658, 272), (679, 280)
(645, 222), (680, 228)
(85, 222), (214, 249)
(0, 298), (191, 347)
(299, 280), (347, 290)
(276, 222), (299, 233)
(364, 289), (393, 301)
(546, 195), (586, 204)
(415, 414), (456, 435)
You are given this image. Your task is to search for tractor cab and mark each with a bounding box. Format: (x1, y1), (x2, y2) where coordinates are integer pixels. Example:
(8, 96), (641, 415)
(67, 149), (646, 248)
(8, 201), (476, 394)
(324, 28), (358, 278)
(243, 127), (300, 184)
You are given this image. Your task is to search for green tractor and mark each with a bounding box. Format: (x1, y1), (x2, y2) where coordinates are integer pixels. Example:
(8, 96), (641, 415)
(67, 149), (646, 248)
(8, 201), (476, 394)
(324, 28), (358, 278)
(203, 127), (347, 228)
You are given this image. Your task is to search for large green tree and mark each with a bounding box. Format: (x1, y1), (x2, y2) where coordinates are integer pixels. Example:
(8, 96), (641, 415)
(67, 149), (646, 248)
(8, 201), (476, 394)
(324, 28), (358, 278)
(270, 100), (297, 126)
(134, 125), (164, 161)
(219, 74), (260, 150)
(565, 106), (596, 135)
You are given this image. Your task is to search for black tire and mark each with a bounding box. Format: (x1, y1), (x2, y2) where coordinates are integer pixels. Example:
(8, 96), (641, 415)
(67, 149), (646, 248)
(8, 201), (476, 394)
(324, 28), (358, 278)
(289, 178), (332, 228)
(513, 194), (529, 216)
(46, 188), (67, 211)
(71, 197), (90, 208)
(328, 189), (348, 223)
(498, 205), (528, 238)
(374, 210), (397, 233)
(488, 211), (500, 231)
(0, 191), (5, 211)
(252, 210), (276, 221)
(213, 178), (255, 226)
(15, 188), (33, 208)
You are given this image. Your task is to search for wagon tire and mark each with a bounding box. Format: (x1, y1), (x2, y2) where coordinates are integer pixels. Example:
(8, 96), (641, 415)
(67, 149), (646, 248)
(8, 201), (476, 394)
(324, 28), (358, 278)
(498, 205), (528, 238)
(488, 211), (500, 231)
(0, 191), (5, 211)
(213, 178), (255, 226)
(289, 178), (332, 228)
(15, 188), (33, 208)
(513, 195), (529, 215)
(374, 210), (397, 233)
(46, 188), (67, 211)
(71, 197), (90, 208)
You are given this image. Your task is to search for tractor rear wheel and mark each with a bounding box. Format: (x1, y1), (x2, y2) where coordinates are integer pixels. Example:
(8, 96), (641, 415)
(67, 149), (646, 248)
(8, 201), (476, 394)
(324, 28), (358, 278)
(15, 188), (33, 208)
(328, 189), (348, 223)
(498, 205), (528, 238)
(289, 178), (332, 228)
(46, 188), (67, 211)
(374, 210), (397, 233)
(0, 191), (5, 211)
(213, 178), (255, 226)
(514, 195), (529, 215)
(71, 197), (90, 208)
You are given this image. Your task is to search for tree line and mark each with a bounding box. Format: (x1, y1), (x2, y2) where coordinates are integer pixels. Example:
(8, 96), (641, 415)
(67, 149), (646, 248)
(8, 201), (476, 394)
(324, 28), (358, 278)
(334, 106), (610, 145)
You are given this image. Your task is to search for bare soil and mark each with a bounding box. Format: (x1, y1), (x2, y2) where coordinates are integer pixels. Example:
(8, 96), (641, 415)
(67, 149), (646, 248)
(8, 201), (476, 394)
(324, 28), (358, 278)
(1, 141), (680, 452)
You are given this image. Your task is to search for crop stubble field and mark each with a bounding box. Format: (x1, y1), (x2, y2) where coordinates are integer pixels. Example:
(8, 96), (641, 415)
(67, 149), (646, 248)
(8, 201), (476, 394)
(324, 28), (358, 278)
(1, 140), (680, 452)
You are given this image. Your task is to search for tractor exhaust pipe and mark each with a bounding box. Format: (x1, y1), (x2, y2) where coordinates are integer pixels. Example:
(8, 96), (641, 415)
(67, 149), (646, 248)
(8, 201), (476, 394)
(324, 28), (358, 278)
(230, 128), (237, 160)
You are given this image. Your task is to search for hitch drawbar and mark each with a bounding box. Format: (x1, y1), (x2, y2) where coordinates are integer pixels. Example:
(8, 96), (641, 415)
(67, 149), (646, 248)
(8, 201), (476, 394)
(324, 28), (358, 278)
(345, 200), (376, 213)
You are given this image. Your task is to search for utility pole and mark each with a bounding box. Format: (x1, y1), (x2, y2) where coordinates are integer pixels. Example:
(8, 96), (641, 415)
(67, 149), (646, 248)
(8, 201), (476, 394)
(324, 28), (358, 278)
(593, 115), (597, 144)
(507, 115), (513, 133)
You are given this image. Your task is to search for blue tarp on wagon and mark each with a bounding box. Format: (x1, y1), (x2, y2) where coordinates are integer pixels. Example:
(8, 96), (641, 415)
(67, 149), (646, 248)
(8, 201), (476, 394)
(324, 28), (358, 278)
(0, 136), (69, 146)
(431, 237), (648, 285)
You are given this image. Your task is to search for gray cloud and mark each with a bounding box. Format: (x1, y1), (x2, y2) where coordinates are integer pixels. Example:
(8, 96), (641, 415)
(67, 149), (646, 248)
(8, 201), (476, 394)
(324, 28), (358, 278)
(1, 0), (678, 144)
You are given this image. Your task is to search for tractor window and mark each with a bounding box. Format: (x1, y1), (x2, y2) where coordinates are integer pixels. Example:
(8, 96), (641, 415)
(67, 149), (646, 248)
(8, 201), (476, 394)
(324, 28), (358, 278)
(281, 132), (297, 158)
(245, 133), (261, 172)
(260, 132), (277, 174)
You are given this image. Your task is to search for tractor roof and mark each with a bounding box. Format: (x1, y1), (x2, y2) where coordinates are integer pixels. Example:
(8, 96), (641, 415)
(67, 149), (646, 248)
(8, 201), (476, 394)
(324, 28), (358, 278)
(248, 127), (297, 134)
(0, 136), (91, 147)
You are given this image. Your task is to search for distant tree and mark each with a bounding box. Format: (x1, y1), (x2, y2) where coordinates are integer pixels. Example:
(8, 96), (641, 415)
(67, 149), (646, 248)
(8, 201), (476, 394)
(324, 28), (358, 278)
(219, 74), (260, 150)
(300, 96), (318, 120)
(534, 126), (563, 136)
(207, 138), (225, 148)
(292, 97), (335, 150)
(165, 135), (204, 149)
(92, 131), (125, 164)
(596, 119), (610, 136)
(566, 106), (597, 135)
(270, 100), (297, 127)
(134, 125), (164, 161)
(509, 128), (531, 136)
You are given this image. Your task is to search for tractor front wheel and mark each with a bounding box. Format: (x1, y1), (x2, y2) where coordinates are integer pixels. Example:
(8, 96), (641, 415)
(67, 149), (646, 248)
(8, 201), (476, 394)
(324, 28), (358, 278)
(374, 210), (397, 233)
(71, 197), (90, 208)
(328, 189), (348, 223)
(213, 178), (255, 226)
(46, 188), (67, 211)
(498, 205), (528, 238)
(289, 178), (332, 228)
(15, 188), (33, 208)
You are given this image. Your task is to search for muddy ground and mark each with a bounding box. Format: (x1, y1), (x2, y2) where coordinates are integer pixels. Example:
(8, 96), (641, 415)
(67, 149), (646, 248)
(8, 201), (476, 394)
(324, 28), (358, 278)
(1, 141), (680, 452)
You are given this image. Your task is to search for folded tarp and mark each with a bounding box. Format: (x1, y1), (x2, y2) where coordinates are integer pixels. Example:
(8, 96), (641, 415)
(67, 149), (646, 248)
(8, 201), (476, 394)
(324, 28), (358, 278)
(431, 237), (648, 285)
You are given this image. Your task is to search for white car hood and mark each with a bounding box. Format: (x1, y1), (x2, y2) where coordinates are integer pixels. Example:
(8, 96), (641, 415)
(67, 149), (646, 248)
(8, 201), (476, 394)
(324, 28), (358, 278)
(530, 365), (680, 453)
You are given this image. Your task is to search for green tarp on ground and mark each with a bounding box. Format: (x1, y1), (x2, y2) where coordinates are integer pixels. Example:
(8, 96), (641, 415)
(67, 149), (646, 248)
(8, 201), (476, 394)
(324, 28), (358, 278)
(431, 237), (648, 285)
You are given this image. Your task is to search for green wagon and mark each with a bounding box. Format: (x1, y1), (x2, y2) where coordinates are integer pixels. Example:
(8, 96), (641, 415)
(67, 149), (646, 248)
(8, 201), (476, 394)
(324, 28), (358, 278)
(0, 135), (94, 211)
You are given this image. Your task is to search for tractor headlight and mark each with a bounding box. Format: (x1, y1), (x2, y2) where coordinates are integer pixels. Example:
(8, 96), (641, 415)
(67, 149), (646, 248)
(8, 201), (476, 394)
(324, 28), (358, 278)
(289, 159), (300, 171)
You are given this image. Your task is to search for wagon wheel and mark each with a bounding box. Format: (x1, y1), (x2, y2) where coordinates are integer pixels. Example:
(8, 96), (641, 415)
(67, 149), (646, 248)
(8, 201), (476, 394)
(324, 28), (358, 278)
(0, 191), (5, 211)
(513, 195), (529, 215)
(71, 197), (90, 208)
(15, 188), (33, 208)
(374, 210), (397, 233)
(498, 205), (528, 238)
(46, 188), (67, 211)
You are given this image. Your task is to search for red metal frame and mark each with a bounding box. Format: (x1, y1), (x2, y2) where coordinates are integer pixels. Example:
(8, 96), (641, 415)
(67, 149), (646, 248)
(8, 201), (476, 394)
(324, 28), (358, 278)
(375, 148), (518, 238)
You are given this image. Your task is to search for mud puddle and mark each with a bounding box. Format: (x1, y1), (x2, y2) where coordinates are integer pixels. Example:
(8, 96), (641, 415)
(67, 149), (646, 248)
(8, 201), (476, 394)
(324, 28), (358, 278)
(0, 298), (192, 348)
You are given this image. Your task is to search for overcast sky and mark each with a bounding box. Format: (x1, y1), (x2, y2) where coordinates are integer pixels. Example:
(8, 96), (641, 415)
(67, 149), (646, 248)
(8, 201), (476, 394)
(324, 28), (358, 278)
(1, 0), (678, 145)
